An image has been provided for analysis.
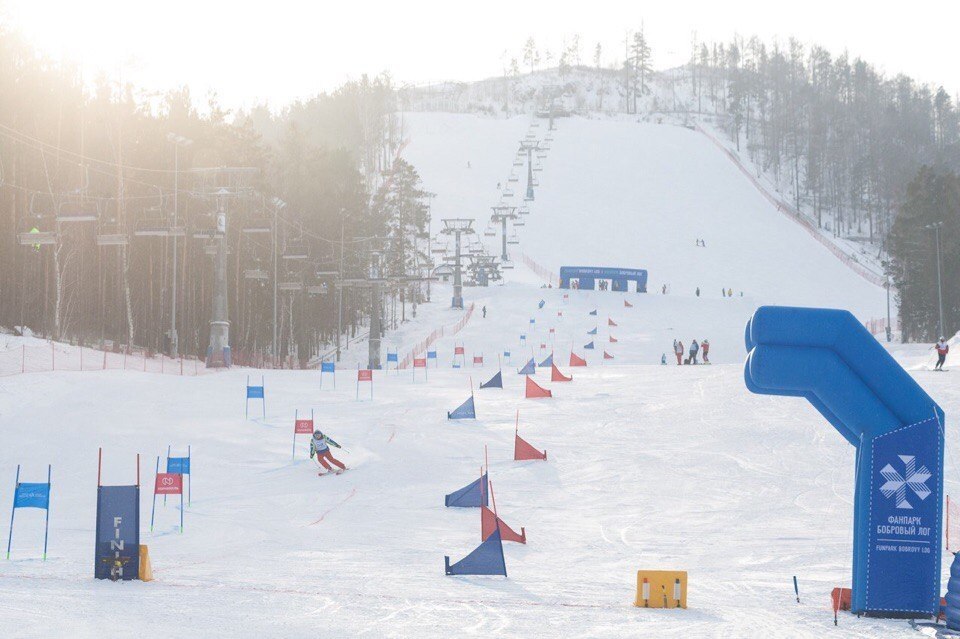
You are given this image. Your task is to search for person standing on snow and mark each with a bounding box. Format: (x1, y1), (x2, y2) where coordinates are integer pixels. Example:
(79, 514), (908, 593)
(689, 339), (700, 364)
(701, 339), (710, 363)
(311, 430), (347, 475)
(935, 337), (949, 371)
(661, 353), (667, 365)
(674, 339), (684, 365)
(695, 287), (700, 297)
(482, 305), (487, 318)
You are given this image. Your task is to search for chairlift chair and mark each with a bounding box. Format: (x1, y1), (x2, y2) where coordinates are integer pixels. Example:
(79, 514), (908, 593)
(279, 281), (304, 292)
(242, 218), (273, 234)
(282, 241), (309, 260)
(244, 268), (269, 280)
(56, 199), (100, 223)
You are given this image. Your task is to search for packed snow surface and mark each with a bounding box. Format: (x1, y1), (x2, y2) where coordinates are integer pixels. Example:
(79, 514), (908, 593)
(0, 112), (951, 639)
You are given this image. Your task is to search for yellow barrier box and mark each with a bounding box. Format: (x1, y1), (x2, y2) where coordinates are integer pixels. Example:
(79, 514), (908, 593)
(634, 570), (686, 608)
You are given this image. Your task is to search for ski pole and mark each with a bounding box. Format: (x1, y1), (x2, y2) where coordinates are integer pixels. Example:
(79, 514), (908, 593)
(793, 575), (800, 603)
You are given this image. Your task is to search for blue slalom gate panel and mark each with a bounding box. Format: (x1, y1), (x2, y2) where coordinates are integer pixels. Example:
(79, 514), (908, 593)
(587, 327), (597, 335)
(584, 341), (595, 350)
(445, 473), (488, 508)
(744, 306), (944, 617)
(448, 396), (476, 420)
(246, 385), (264, 399)
(589, 309), (597, 316)
(480, 371), (503, 389)
(538, 354), (553, 368)
(518, 358), (535, 375)
(14, 483), (50, 509)
(95, 485), (140, 580)
(166, 457), (190, 474)
(321, 361), (335, 373)
(445, 528), (506, 576)
(386, 352), (399, 363)
(538, 300), (545, 309)
(427, 351), (437, 360)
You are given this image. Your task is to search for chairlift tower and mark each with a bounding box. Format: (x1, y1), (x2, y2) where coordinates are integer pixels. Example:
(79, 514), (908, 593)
(192, 167), (258, 368)
(519, 140), (540, 201)
(441, 218), (474, 309)
(490, 205), (518, 262)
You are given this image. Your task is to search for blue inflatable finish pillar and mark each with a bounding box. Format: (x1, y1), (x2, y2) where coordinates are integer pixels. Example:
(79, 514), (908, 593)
(744, 306), (943, 618)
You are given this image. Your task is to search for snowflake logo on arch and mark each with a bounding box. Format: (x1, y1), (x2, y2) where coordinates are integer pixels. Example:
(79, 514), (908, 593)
(880, 455), (931, 510)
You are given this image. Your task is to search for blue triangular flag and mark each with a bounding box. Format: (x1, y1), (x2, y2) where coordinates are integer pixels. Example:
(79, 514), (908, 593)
(538, 300), (545, 309)
(538, 353), (553, 368)
(447, 395), (476, 419)
(518, 358), (535, 375)
(584, 341), (595, 350)
(587, 327), (598, 335)
(445, 473), (489, 507)
(445, 528), (506, 576)
(480, 371), (503, 389)
(589, 309), (597, 316)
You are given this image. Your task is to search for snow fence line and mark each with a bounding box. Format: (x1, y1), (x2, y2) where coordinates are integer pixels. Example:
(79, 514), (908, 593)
(398, 303), (475, 370)
(0, 341), (211, 377)
(515, 251), (558, 288)
(695, 123), (887, 288)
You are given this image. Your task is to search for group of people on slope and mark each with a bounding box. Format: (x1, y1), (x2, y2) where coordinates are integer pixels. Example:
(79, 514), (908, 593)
(663, 338), (710, 365)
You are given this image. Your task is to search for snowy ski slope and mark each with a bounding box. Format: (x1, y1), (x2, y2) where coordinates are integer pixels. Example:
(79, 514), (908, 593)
(0, 112), (953, 639)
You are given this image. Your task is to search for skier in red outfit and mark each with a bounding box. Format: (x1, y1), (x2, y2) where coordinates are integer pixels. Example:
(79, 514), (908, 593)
(702, 339), (710, 363)
(935, 337), (949, 371)
(674, 339), (684, 365)
(311, 430), (347, 475)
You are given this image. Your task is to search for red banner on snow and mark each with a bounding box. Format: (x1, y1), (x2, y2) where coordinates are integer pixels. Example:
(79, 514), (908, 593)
(514, 432), (547, 461)
(569, 352), (587, 367)
(294, 419), (314, 434)
(525, 376), (552, 398)
(154, 472), (183, 495)
(357, 369), (373, 382)
(481, 505), (527, 543)
(551, 363), (572, 382)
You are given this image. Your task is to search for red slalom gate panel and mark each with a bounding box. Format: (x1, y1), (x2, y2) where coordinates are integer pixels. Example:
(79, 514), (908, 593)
(481, 505), (527, 543)
(608, 318), (618, 327)
(525, 376), (552, 398)
(294, 419), (314, 434)
(550, 364), (572, 382)
(358, 369), (373, 382)
(154, 473), (183, 495)
(603, 351), (615, 360)
(413, 358), (427, 368)
(569, 352), (587, 367)
(514, 432), (547, 461)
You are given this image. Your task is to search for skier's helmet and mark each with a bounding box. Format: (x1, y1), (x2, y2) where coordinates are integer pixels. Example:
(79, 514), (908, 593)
(313, 430), (323, 438)
(940, 337), (946, 342)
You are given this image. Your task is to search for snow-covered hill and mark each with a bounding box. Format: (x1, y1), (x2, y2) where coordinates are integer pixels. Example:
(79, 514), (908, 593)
(0, 109), (951, 639)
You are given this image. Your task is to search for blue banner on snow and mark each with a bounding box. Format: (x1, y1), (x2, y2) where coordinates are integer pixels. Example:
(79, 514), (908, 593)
(14, 482), (50, 509)
(445, 473), (488, 508)
(166, 457), (191, 475)
(95, 485), (140, 580)
(865, 417), (941, 614)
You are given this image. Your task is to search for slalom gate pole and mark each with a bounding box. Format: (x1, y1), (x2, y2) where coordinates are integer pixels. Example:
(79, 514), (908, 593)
(490, 480), (502, 536)
(150, 456), (159, 531)
(187, 445), (192, 507)
(261, 376), (266, 419)
(164, 444), (171, 506)
(292, 409), (299, 460)
(245, 375), (250, 419)
(6, 465), (19, 559)
(180, 486), (184, 534)
(42, 465), (51, 560)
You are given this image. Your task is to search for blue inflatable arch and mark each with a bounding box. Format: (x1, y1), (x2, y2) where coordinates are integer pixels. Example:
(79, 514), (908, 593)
(744, 306), (943, 617)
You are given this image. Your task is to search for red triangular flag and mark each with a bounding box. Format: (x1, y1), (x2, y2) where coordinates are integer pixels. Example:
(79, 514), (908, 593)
(515, 431), (548, 461)
(603, 350), (614, 360)
(481, 505), (527, 543)
(624, 300), (633, 308)
(608, 318), (617, 327)
(525, 376), (552, 398)
(569, 352), (587, 367)
(609, 335), (618, 343)
(551, 363), (572, 382)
